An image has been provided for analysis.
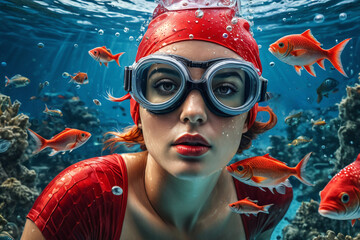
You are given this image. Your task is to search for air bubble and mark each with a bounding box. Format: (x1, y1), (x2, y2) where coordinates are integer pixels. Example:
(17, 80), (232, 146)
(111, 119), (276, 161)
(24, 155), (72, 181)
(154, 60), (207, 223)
(339, 12), (347, 21)
(129, 36), (134, 41)
(115, 32), (120, 37)
(112, 186), (123, 195)
(282, 18), (286, 22)
(74, 44), (78, 48)
(257, 26), (262, 32)
(98, 29), (104, 35)
(321, 145), (326, 149)
(314, 14), (325, 23)
(350, 141), (354, 145)
(1, 62), (6, 67)
(37, 42), (44, 48)
(124, 27), (129, 33)
(195, 9), (204, 18)
(258, 44), (262, 49)
(269, 62), (275, 67)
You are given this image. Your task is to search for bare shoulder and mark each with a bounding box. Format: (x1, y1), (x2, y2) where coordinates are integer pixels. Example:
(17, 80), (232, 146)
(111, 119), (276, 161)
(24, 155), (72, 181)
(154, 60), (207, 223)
(21, 219), (45, 240)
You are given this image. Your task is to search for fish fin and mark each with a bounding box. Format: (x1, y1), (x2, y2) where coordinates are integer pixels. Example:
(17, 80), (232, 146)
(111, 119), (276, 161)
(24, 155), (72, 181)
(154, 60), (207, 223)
(268, 187), (275, 194)
(317, 58), (326, 70)
(48, 149), (60, 157)
(43, 104), (49, 112)
(251, 176), (267, 183)
(317, 93), (323, 103)
(28, 129), (48, 154)
(259, 187), (266, 192)
(5, 76), (11, 87)
(327, 38), (351, 77)
(294, 65), (302, 75)
(295, 152), (314, 186)
(50, 128), (72, 139)
(304, 65), (316, 77)
(352, 219), (356, 227)
(262, 204), (274, 214)
(244, 213), (250, 217)
(245, 197), (258, 203)
(104, 62), (108, 67)
(113, 52), (124, 67)
(67, 142), (77, 150)
(290, 49), (307, 57)
(301, 29), (321, 46)
(263, 153), (287, 165)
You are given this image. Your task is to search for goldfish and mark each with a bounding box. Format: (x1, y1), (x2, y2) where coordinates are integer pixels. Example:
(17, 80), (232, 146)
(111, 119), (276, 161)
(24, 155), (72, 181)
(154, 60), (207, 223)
(284, 111), (302, 126)
(63, 72), (89, 84)
(319, 153), (360, 226)
(28, 128), (91, 156)
(226, 152), (313, 194)
(288, 136), (312, 146)
(43, 104), (63, 117)
(5, 74), (30, 88)
(311, 118), (326, 128)
(88, 46), (124, 67)
(269, 29), (351, 77)
(316, 78), (339, 103)
(228, 197), (273, 216)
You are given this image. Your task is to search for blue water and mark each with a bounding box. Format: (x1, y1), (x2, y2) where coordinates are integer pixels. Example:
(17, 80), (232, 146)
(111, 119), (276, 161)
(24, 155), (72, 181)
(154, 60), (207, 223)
(1, 0), (360, 239)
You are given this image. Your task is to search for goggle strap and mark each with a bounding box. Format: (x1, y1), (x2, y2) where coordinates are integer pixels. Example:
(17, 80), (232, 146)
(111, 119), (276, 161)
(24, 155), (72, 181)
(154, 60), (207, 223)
(259, 77), (268, 102)
(124, 66), (132, 92)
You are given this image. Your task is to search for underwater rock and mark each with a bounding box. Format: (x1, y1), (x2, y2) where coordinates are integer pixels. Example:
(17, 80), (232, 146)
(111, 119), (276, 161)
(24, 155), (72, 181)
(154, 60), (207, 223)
(334, 84), (360, 172)
(282, 200), (359, 240)
(313, 230), (360, 240)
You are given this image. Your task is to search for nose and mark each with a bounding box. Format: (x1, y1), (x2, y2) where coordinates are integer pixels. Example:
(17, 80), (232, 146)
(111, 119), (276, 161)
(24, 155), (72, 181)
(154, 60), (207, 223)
(179, 90), (208, 125)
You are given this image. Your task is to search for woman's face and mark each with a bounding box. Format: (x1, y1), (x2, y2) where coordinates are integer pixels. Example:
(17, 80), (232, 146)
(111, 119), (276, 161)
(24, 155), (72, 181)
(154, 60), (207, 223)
(139, 41), (249, 179)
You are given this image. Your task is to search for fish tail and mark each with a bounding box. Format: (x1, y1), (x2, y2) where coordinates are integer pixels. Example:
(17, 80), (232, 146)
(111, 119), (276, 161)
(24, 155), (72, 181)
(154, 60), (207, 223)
(317, 93), (323, 103)
(327, 38), (351, 77)
(28, 129), (48, 154)
(113, 52), (125, 67)
(5, 76), (10, 87)
(295, 152), (313, 186)
(262, 203), (274, 214)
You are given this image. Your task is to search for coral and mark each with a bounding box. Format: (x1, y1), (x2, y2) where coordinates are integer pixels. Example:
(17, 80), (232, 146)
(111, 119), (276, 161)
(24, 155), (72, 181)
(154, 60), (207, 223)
(282, 200), (360, 240)
(334, 84), (360, 172)
(313, 230), (360, 240)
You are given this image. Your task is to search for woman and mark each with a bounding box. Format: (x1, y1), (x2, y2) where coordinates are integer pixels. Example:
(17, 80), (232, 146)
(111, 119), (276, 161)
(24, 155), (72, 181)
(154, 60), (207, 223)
(21, 0), (292, 239)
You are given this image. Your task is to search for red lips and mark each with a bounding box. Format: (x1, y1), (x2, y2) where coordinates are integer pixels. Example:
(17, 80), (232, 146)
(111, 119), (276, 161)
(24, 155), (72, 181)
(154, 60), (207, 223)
(172, 134), (211, 157)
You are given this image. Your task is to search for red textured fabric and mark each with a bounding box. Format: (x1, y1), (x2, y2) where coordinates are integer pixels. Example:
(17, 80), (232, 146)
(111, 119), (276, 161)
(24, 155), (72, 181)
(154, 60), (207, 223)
(27, 154), (292, 239)
(233, 178), (293, 240)
(27, 154), (128, 240)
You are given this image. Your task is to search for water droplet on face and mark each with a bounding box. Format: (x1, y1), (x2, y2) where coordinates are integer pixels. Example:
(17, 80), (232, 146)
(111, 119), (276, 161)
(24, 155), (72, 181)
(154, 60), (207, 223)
(314, 14), (325, 23)
(129, 36), (134, 41)
(123, 27), (129, 33)
(231, 17), (238, 25)
(189, 34), (194, 39)
(74, 43), (78, 48)
(195, 9), (204, 18)
(98, 29), (104, 35)
(222, 33), (228, 38)
(1, 62), (6, 67)
(37, 42), (44, 48)
(112, 186), (123, 195)
(226, 25), (232, 32)
(269, 62), (275, 67)
(115, 32), (120, 37)
(339, 12), (347, 21)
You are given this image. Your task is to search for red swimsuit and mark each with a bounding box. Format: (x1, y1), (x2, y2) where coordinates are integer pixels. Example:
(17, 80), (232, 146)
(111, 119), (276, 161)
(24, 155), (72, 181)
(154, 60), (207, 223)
(27, 154), (292, 240)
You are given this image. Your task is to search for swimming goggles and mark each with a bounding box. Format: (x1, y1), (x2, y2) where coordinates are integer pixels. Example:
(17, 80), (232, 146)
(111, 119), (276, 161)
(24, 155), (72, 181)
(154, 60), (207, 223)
(123, 54), (268, 117)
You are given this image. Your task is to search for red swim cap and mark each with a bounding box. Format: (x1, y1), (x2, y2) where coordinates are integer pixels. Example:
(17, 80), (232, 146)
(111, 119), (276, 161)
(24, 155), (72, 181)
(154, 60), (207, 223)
(123, 2), (262, 128)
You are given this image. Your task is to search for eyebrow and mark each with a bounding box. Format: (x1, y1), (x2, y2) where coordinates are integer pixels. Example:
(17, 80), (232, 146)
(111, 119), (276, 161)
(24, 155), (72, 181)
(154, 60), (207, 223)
(148, 67), (179, 79)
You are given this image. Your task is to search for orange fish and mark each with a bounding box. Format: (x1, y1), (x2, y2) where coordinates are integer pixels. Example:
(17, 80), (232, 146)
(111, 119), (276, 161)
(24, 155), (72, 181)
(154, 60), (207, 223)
(28, 128), (91, 156)
(228, 197), (273, 216)
(88, 46), (124, 67)
(269, 29), (351, 77)
(226, 152), (313, 194)
(43, 104), (63, 117)
(319, 153), (360, 226)
(63, 72), (89, 84)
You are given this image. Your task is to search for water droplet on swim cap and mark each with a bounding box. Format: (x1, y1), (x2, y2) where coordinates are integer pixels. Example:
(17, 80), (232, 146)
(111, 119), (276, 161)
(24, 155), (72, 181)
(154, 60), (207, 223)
(189, 34), (194, 39)
(222, 33), (228, 38)
(231, 17), (238, 25)
(226, 25), (232, 32)
(112, 186), (123, 195)
(195, 9), (204, 18)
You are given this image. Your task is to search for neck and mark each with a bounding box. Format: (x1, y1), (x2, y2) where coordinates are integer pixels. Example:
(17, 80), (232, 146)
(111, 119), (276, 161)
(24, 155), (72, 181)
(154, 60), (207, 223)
(144, 154), (232, 232)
